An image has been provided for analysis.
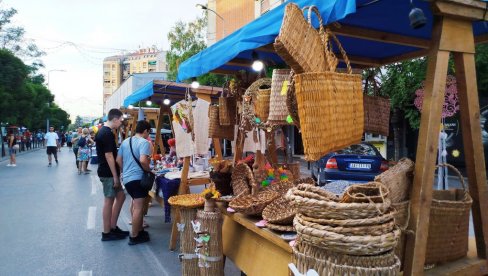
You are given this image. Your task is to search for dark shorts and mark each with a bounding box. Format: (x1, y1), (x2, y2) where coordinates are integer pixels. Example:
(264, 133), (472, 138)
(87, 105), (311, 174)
(46, 146), (57, 155)
(124, 180), (149, 199)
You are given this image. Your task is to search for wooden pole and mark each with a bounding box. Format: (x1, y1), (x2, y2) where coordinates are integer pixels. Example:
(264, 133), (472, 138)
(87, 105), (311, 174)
(154, 105), (166, 155)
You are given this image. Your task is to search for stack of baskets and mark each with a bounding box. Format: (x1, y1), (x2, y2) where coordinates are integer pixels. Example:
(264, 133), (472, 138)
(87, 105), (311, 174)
(286, 182), (401, 275)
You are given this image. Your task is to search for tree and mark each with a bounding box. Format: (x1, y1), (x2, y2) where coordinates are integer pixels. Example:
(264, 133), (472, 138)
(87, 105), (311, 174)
(74, 116), (83, 128)
(166, 16), (226, 86)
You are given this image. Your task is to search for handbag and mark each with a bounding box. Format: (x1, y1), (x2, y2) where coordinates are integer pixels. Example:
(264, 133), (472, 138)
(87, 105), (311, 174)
(129, 137), (155, 191)
(12, 144), (20, 150)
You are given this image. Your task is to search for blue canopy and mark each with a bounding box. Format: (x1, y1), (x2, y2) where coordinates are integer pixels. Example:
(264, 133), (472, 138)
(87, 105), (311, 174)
(123, 81), (154, 107)
(177, 0), (488, 81)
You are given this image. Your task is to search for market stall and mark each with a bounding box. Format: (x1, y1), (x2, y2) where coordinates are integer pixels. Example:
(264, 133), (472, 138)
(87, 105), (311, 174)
(172, 0), (488, 275)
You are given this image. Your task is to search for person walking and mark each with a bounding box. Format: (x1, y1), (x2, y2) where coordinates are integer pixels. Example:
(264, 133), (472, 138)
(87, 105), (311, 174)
(66, 132), (72, 152)
(71, 127), (83, 170)
(95, 108), (128, 241)
(6, 130), (18, 167)
(44, 126), (59, 167)
(77, 128), (94, 175)
(116, 120), (153, 245)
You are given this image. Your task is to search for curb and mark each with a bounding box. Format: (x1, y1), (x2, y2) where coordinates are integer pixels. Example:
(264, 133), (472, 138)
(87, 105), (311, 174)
(0, 148), (41, 163)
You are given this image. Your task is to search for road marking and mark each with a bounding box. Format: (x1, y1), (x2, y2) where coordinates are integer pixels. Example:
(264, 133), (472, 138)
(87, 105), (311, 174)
(90, 175), (98, 195)
(78, 270), (92, 276)
(86, 206), (96, 230)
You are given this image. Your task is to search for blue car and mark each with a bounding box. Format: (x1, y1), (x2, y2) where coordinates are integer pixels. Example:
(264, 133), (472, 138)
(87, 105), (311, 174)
(311, 143), (389, 185)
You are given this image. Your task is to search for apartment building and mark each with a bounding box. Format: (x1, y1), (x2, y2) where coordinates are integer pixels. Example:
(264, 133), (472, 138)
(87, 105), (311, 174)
(102, 48), (168, 107)
(206, 0), (285, 45)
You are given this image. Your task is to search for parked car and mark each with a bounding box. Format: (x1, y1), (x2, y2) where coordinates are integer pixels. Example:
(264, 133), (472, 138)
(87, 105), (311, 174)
(311, 142), (389, 185)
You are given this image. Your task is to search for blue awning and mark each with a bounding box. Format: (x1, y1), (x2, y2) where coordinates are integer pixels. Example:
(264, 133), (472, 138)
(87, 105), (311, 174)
(177, 0), (488, 81)
(177, 0), (355, 82)
(123, 81), (154, 107)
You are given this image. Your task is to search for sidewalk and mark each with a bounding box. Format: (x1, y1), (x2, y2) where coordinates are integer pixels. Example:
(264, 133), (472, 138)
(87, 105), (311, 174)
(0, 142), (42, 163)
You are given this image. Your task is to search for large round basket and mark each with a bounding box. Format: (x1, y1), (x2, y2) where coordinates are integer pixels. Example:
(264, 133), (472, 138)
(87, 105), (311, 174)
(341, 182), (389, 203)
(297, 210), (396, 228)
(294, 216), (401, 256)
(229, 190), (280, 216)
(374, 157), (414, 203)
(293, 240), (401, 276)
(262, 196), (296, 225)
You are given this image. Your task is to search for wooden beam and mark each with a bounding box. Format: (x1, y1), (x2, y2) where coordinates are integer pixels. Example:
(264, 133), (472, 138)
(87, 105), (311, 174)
(256, 44), (276, 53)
(475, 33), (488, 45)
(226, 58), (253, 67)
(403, 16), (451, 276)
(330, 24), (430, 49)
(339, 54), (383, 67)
(209, 69), (240, 76)
(380, 48), (430, 66)
(433, 1), (488, 21)
(454, 52), (488, 259)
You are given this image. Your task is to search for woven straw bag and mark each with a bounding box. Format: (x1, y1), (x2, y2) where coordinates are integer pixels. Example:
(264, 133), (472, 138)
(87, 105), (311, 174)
(241, 78), (272, 130)
(286, 70), (300, 128)
(274, 4), (329, 74)
(219, 86), (237, 126)
(230, 163), (256, 196)
(294, 29), (363, 161)
(374, 157), (414, 203)
(425, 163), (472, 265)
(208, 105), (235, 140)
(262, 196), (296, 225)
(363, 73), (390, 136)
(254, 87), (271, 122)
(268, 69), (292, 125)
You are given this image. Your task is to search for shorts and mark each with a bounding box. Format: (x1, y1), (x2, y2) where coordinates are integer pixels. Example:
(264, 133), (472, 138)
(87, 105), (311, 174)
(99, 177), (124, 198)
(8, 148), (16, 155)
(46, 146), (57, 155)
(124, 180), (149, 199)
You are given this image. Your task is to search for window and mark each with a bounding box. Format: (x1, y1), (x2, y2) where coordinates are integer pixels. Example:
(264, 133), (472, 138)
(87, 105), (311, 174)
(336, 144), (377, 156)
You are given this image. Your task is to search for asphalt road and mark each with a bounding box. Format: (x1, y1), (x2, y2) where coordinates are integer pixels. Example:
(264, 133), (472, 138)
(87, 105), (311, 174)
(0, 148), (240, 276)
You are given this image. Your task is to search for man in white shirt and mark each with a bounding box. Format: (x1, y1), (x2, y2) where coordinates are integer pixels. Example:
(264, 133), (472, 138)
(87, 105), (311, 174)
(44, 126), (60, 167)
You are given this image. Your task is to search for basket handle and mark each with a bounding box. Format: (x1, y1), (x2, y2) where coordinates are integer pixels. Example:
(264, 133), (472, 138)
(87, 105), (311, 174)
(302, 6), (324, 34)
(436, 163), (467, 192)
(323, 28), (352, 74)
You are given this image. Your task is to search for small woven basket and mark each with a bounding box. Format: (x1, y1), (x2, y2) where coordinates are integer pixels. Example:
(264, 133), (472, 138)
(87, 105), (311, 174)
(262, 196), (296, 225)
(293, 240), (401, 275)
(254, 87), (271, 122)
(241, 78), (273, 130)
(286, 71), (300, 128)
(425, 163), (472, 265)
(268, 69), (292, 125)
(274, 4), (328, 74)
(267, 222), (294, 232)
(364, 94), (390, 136)
(219, 87), (237, 126)
(208, 105), (235, 140)
(230, 163), (255, 196)
(374, 157), (414, 203)
(229, 190), (280, 216)
(168, 194), (205, 209)
(341, 182), (390, 203)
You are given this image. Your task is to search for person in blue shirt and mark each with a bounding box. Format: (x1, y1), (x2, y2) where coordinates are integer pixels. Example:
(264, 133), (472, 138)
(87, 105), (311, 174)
(116, 120), (153, 245)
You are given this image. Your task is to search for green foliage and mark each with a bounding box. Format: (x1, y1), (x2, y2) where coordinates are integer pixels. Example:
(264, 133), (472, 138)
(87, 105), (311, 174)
(475, 44), (488, 96)
(166, 16), (226, 87)
(74, 116), (83, 128)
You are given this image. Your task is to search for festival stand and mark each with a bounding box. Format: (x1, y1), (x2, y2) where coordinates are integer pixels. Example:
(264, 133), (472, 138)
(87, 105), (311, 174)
(174, 0), (488, 275)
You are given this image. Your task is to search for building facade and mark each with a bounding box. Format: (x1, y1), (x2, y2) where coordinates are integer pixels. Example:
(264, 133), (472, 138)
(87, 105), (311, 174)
(103, 48), (168, 108)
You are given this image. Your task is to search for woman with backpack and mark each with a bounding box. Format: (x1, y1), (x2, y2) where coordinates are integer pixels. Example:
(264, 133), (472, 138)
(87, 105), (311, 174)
(77, 128), (94, 175)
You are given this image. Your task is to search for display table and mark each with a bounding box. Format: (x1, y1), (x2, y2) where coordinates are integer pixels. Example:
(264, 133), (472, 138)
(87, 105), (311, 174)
(222, 210), (292, 276)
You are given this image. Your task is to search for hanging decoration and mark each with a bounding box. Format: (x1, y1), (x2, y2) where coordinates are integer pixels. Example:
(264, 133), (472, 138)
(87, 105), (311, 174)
(414, 75), (459, 118)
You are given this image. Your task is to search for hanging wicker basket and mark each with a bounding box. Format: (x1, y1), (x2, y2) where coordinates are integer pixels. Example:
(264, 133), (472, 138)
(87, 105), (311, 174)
(208, 105), (235, 140)
(254, 87), (271, 122)
(219, 87), (237, 126)
(268, 69), (292, 125)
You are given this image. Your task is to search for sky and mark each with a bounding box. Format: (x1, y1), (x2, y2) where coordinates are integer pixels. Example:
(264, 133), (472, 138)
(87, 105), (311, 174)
(2, 0), (205, 119)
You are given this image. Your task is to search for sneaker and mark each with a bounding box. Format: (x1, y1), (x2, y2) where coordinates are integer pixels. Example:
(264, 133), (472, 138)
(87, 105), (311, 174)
(112, 226), (130, 237)
(6, 164), (12, 167)
(11, 164), (16, 167)
(55, 160), (58, 165)
(128, 233), (150, 245)
(48, 163), (52, 167)
(101, 232), (126, 241)
(139, 230), (150, 238)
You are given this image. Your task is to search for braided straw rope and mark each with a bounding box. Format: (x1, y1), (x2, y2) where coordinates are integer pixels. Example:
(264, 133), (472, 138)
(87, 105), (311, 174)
(294, 216), (401, 256)
(266, 222), (294, 232)
(297, 209), (396, 227)
(341, 181), (389, 203)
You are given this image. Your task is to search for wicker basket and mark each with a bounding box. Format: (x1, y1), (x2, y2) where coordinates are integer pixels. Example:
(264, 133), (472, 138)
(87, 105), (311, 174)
(219, 88), (237, 126)
(364, 94), (390, 136)
(230, 163), (256, 196)
(294, 30), (363, 161)
(229, 190), (280, 216)
(268, 69), (292, 125)
(179, 208), (199, 276)
(267, 222), (294, 232)
(425, 163), (472, 265)
(262, 196), (296, 225)
(168, 194), (205, 209)
(274, 4), (328, 74)
(298, 211), (396, 228)
(341, 182), (390, 203)
(208, 105), (235, 140)
(294, 216), (401, 256)
(293, 241), (400, 275)
(286, 71), (300, 128)
(254, 87), (271, 122)
(374, 157), (414, 203)
(392, 201), (409, 268)
(262, 180), (295, 195)
(197, 210), (224, 276)
(241, 78), (273, 130)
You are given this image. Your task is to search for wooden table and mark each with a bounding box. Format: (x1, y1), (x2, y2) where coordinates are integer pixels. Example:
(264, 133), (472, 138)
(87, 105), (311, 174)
(222, 211), (292, 276)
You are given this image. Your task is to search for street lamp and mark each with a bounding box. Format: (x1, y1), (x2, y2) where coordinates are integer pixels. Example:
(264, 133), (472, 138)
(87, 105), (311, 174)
(46, 69), (66, 132)
(196, 4), (226, 39)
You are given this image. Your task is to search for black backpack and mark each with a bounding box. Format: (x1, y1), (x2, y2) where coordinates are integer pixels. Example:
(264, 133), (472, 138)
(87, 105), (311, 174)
(78, 136), (87, 148)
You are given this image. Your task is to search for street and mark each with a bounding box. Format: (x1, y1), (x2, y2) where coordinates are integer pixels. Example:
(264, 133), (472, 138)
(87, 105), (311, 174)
(0, 148), (240, 276)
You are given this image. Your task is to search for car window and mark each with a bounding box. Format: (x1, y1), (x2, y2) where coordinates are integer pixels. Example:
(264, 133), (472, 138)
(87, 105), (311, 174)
(336, 144), (377, 156)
